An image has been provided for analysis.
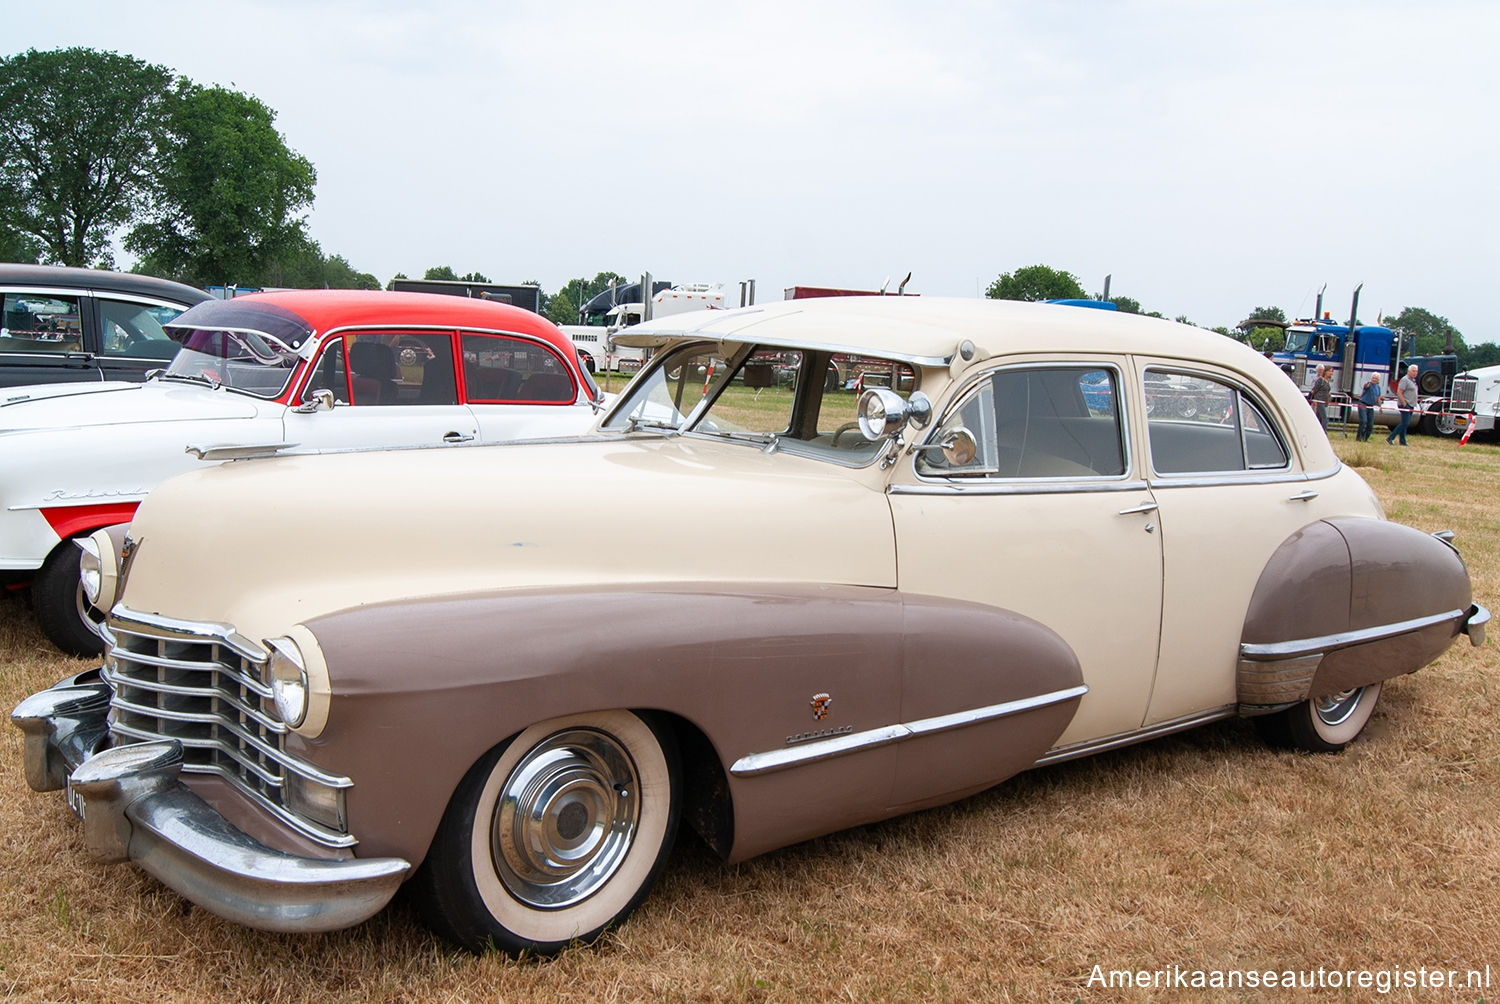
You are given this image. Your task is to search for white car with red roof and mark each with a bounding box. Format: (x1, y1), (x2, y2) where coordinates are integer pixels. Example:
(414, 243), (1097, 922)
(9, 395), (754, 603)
(0, 289), (604, 654)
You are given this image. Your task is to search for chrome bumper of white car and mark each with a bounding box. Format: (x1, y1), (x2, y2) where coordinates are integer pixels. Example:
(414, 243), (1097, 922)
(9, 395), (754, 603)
(11, 671), (410, 934)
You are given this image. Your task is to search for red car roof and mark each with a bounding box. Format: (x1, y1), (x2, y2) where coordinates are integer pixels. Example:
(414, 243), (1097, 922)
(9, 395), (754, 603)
(174, 289), (578, 365)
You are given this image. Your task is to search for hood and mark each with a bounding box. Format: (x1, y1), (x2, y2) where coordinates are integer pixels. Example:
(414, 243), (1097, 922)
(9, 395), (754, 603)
(0, 379), (265, 434)
(120, 436), (897, 640)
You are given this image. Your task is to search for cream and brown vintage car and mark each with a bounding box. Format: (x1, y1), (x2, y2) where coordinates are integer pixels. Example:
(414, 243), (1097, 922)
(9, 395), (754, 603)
(13, 296), (1487, 954)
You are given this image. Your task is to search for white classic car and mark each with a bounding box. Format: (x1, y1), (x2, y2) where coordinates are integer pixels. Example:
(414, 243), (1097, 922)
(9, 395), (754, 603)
(13, 296), (1486, 956)
(0, 289), (605, 654)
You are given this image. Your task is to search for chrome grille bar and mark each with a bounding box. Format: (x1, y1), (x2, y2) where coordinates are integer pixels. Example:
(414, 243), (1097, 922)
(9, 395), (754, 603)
(103, 608), (354, 849)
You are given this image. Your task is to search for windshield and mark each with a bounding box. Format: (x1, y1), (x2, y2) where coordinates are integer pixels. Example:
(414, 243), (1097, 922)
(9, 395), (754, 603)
(604, 340), (916, 464)
(1284, 330), (1315, 354)
(163, 327), (300, 398)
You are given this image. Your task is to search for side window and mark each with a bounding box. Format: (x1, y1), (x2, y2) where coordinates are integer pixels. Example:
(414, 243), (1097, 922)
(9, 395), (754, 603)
(1146, 370), (1289, 474)
(98, 299), (186, 359)
(303, 338), (349, 404)
(462, 333), (575, 404)
(1, 292), (83, 353)
(918, 366), (1126, 479)
(333, 333), (456, 406)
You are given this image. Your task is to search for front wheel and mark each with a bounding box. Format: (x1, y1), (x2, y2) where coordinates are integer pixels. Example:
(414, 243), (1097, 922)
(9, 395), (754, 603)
(413, 710), (681, 954)
(33, 542), (105, 658)
(1423, 407), (1458, 436)
(1255, 681), (1382, 752)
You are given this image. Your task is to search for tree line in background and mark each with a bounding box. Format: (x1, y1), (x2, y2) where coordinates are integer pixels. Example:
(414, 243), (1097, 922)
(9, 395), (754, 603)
(2, 48), (1491, 369)
(985, 264), (1498, 371)
(0, 47), (379, 290)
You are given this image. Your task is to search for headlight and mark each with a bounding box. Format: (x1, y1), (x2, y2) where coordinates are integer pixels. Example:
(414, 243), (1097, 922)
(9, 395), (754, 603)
(77, 537), (103, 606)
(75, 528), (123, 612)
(267, 639), (309, 728)
(263, 626), (332, 737)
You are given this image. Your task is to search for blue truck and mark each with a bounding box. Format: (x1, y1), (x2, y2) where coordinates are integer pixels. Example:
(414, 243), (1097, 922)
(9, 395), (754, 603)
(1266, 287), (1459, 436)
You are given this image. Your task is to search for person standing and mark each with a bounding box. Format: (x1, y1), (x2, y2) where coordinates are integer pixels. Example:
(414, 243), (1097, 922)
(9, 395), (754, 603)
(1356, 373), (1382, 441)
(1309, 365), (1332, 430)
(1386, 365), (1419, 445)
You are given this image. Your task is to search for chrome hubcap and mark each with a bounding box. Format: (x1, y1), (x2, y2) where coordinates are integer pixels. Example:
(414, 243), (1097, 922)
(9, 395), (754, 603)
(492, 729), (639, 909)
(1314, 687), (1364, 727)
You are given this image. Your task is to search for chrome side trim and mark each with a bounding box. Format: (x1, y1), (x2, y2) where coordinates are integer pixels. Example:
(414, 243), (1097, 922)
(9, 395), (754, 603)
(1033, 705), (1238, 767)
(891, 480), (1151, 498)
(729, 685), (1088, 777)
(1239, 608), (1469, 662)
(1145, 467), (1338, 489)
(185, 442), (299, 462)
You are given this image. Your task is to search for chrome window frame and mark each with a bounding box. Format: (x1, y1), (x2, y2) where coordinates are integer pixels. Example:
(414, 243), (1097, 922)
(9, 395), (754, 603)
(911, 360), (1135, 488)
(1141, 365), (1293, 479)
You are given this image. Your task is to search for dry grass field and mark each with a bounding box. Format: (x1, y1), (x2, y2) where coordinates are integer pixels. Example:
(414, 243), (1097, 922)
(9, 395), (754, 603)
(1, 431), (1497, 1002)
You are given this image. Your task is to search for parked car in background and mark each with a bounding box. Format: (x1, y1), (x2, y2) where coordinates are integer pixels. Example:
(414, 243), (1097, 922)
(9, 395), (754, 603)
(13, 296), (1485, 955)
(1, 289), (604, 655)
(0, 264), (211, 386)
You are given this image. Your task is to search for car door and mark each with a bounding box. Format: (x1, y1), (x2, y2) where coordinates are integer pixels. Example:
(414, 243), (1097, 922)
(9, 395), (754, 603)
(461, 332), (599, 441)
(1134, 360), (1339, 725)
(886, 359), (1163, 803)
(281, 330), (481, 450)
(0, 286), (104, 386)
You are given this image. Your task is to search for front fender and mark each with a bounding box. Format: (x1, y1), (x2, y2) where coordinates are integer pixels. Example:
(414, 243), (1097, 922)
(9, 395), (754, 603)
(298, 583), (1081, 866)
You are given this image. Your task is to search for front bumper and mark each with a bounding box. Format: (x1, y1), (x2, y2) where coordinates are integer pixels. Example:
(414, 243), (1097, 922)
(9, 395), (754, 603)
(11, 670), (410, 934)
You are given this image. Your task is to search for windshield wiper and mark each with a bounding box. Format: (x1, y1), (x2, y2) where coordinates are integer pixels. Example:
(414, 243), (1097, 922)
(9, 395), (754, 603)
(624, 416), (681, 434)
(709, 430), (780, 452)
(158, 372), (221, 390)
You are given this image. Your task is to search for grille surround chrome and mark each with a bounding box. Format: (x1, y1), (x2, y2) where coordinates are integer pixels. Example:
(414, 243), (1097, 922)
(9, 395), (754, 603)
(102, 608), (354, 848)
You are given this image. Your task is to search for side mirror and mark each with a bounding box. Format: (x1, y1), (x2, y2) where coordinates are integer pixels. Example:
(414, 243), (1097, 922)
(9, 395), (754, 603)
(912, 428), (978, 467)
(856, 388), (933, 440)
(294, 389), (335, 414)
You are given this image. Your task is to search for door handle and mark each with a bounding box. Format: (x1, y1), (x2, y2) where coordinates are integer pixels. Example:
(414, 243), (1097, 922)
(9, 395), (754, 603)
(442, 431), (475, 444)
(1117, 501), (1159, 516)
(1288, 490), (1319, 502)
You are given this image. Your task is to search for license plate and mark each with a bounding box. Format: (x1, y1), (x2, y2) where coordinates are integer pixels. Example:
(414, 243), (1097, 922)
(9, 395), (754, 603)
(65, 782), (85, 820)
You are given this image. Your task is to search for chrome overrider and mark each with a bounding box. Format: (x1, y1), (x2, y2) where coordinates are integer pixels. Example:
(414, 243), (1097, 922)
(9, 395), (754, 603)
(12, 670), (410, 933)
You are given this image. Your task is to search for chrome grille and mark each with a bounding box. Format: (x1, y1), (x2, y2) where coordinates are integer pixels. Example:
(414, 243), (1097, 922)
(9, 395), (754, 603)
(1451, 375), (1477, 412)
(102, 609), (354, 848)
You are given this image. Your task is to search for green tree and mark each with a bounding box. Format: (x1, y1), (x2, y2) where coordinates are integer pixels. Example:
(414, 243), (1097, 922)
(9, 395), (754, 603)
(126, 84), (315, 287)
(1466, 343), (1500, 369)
(1247, 305), (1287, 326)
(985, 264), (1085, 302)
(0, 47), (174, 266)
(1109, 296), (1142, 314)
(1384, 306), (1464, 357)
(419, 267), (492, 283)
(261, 242), (380, 289)
(547, 271), (627, 326)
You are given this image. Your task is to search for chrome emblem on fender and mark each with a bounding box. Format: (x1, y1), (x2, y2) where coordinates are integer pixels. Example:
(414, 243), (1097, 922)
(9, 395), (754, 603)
(810, 693), (832, 721)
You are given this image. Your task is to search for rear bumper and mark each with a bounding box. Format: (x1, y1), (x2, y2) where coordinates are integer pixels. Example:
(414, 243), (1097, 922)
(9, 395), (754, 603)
(11, 671), (410, 933)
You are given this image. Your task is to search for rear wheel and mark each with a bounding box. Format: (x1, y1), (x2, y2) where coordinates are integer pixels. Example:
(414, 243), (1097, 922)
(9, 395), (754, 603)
(413, 710), (680, 954)
(33, 543), (105, 658)
(1256, 681), (1382, 752)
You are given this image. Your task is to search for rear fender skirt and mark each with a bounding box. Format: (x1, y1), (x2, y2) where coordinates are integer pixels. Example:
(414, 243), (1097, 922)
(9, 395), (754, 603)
(1238, 518), (1474, 711)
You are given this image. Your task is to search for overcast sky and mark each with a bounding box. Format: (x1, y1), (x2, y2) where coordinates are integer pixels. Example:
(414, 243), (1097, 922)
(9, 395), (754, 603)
(11, 0), (1498, 334)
